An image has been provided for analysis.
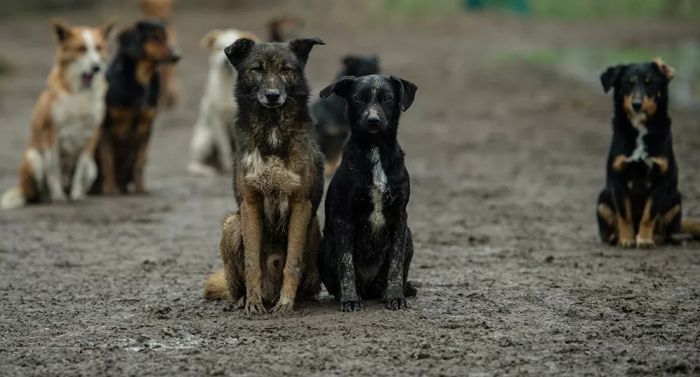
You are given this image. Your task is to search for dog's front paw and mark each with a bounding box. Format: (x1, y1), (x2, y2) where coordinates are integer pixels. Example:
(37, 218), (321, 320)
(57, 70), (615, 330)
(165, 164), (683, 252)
(617, 238), (636, 248)
(636, 236), (656, 249)
(271, 297), (294, 314)
(102, 184), (119, 195)
(340, 299), (363, 312)
(385, 296), (408, 311)
(134, 182), (148, 194)
(243, 292), (267, 316)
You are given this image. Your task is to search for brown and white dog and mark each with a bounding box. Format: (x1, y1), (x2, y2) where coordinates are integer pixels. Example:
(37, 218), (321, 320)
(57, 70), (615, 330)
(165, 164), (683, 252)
(138, 0), (180, 109)
(1, 19), (115, 209)
(188, 29), (260, 176)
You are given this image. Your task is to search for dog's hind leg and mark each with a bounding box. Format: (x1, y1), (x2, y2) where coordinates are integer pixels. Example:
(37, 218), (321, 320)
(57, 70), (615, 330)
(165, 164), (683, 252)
(656, 191), (682, 244)
(597, 189), (617, 245)
(219, 212), (246, 302)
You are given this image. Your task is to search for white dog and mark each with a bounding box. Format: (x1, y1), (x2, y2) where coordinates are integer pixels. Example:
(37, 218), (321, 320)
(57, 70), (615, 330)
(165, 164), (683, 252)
(188, 29), (259, 176)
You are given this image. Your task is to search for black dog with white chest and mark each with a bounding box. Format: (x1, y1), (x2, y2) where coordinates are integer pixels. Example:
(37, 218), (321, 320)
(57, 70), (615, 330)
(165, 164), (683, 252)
(318, 74), (418, 311)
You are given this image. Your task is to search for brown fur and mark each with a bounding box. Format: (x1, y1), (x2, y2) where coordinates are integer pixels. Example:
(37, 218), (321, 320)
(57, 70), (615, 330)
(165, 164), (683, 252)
(138, 0), (180, 109)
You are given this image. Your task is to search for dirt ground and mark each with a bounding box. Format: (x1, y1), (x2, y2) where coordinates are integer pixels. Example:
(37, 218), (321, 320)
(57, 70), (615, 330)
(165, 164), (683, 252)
(1, 6), (699, 377)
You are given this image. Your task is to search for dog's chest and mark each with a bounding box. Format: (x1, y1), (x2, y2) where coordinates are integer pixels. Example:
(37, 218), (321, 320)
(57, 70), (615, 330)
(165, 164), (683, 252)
(629, 116), (649, 162)
(53, 87), (105, 155)
(367, 147), (390, 233)
(242, 148), (301, 196)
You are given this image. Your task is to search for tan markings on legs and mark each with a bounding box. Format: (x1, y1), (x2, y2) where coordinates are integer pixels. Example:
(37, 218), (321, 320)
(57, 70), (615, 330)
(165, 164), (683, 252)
(220, 212), (245, 301)
(647, 157), (668, 174)
(272, 199), (312, 313)
(618, 196), (635, 248)
(636, 197), (656, 248)
(97, 128), (118, 195)
(612, 154), (628, 172)
(598, 203), (617, 242)
(132, 109), (156, 194)
(655, 204), (680, 242)
(241, 189), (265, 315)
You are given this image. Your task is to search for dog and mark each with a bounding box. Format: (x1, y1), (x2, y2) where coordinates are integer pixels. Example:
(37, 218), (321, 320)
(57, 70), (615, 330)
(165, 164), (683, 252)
(202, 37), (326, 315)
(597, 58), (700, 247)
(311, 55), (380, 176)
(138, 0), (180, 109)
(317, 74), (418, 311)
(1, 19), (115, 209)
(188, 29), (260, 176)
(268, 16), (303, 43)
(91, 20), (180, 195)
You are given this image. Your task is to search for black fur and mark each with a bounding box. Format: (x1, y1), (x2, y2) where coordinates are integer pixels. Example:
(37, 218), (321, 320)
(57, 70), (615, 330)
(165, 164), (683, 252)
(311, 56), (380, 172)
(596, 61), (682, 246)
(318, 74), (418, 311)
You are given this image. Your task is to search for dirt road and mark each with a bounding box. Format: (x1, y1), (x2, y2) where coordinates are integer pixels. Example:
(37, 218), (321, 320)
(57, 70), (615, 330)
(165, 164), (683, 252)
(1, 7), (699, 377)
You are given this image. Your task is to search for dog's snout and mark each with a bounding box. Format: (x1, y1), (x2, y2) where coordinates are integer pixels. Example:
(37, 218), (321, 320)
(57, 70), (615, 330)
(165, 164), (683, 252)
(367, 114), (380, 125)
(265, 90), (281, 103)
(91, 64), (101, 74)
(170, 47), (182, 63)
(632, 99), (643, 112)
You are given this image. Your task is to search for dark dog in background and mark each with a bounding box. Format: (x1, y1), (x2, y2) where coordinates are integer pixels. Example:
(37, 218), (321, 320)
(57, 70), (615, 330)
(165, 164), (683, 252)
(317, 74), (418, 311)
(311, 55), (380, 176)
(202, 37), (325, 315)
(597, 58), (700, 247)
(92, 20), (180, 194)
(268, 16), (303, 43)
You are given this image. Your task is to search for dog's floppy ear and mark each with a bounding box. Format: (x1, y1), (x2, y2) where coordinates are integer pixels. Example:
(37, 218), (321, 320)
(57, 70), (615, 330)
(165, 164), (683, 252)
(100, 18), (118, 40)
(118, 25), (142, 59)
(289, 37), (325, 65)
(224, 37), (255, 68)
(652, 57), (675, 82)
(51, 19), (72, 43)
(319, 76), (355, 99)
(391, 76), (418, 112)
(200, 29), (223, 50)
(600, 65), (623, 93)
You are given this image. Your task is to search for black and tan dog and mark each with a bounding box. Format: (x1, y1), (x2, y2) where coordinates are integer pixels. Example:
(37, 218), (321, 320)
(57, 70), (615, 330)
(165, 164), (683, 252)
(92, 20), (180, 194)
(311, 55), (380, 176)
(597, 58), (700, 247)
(203, 37), (325, 315)
(317, 75), (418, 311)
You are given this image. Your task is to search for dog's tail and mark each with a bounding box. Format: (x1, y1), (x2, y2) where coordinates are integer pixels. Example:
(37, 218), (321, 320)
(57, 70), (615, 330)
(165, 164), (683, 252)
(681, 219), (700, 239)
(1, 187), (26, 210)
(203, 270), (230, 300)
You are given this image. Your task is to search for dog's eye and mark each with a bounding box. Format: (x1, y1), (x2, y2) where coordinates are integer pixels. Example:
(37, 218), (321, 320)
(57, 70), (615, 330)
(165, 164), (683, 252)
(250, 66), (263, 72)
(77, 45), (87, 53)
(281, 66), (293, 73)
(354, 95), (364, 102)
(629, 77), (635, 84)
(645, 77), (650, 84)
(96, 44), (104, 52)
(382, 95), (392, 102)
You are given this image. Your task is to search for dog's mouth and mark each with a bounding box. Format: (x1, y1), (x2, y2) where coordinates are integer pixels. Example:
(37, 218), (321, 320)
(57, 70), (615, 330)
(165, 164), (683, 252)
(258, 94), (287, 109)
(81, 72), (95, 88)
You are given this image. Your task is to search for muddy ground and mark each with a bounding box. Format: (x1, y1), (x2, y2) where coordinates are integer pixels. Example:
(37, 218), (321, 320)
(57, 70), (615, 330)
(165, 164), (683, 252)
(1, 6), (699, 377)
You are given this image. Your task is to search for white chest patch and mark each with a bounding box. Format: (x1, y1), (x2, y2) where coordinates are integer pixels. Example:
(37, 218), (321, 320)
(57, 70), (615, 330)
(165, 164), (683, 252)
(368, 147), (387, 233)
(242, 148), (301, 195)
(630, 115), (648, 162)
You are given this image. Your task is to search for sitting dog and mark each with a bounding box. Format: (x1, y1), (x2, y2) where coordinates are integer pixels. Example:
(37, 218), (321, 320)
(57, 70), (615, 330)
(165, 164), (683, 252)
(202, 37), (326, 315)
(597, 58), (700, 247)
(268, 16), (303, 43)
(188, 29), (259, 176)
(1, 19), (115, 209)
(138, 0), (181, 109)
(317, 74), (418, 311)
(311, 55), (380, 176)
(92, 20), (180, 195)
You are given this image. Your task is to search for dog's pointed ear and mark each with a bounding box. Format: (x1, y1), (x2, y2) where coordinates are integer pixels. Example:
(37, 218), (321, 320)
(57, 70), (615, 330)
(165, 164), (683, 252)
(319, 76), (355, 99)
(224, 37), (255, 68)
(51, 19), (72, 43)
(600, 65), (623, 93)
(342, 55), (358, 69)
(371, 55), (380, 65)
(289, 37), (324, 65)
(652, 57), (675, 82)
(118, 25), (142, 59)
(100, 18), (118, 40)
(391, 76), (418, 112)
(200, 29), (223, 50)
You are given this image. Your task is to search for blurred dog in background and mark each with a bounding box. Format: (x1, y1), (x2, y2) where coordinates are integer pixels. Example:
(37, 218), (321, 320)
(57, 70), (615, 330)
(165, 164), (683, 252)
(138, 0), (181, 109)
(188, 29), (260, 176)
(268, 16), (303, 43)
(1, 19), (115, 209)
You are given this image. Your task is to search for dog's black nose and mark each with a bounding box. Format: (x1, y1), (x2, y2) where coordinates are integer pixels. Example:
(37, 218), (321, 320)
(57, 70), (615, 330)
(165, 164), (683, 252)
(367, 114), (380, 125)
(91, 65), (101, 74)
(632, 100), (643, 112)
(265, 90), (281, 103)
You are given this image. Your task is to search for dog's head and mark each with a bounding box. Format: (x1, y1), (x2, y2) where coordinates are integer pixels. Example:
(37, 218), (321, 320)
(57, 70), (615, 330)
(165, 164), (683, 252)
(118, 20), (181, 64)
(268, 16), (304, 43)
(51, 18), (115, 90)
(319, 74), (417, 136)
(600, 58), (674, 125)
(200, 29), (259, 74)
(138, 0), (173, 19)
(340, 55), (380, 77)
(224, 37), (324, 109)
